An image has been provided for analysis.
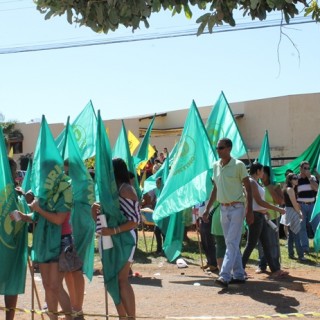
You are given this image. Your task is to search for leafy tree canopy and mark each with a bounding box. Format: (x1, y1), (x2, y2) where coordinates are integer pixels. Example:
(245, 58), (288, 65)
(35, 0), (319, 35)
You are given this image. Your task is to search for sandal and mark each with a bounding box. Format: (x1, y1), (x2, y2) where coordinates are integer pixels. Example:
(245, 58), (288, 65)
(271, 270), (289, 279)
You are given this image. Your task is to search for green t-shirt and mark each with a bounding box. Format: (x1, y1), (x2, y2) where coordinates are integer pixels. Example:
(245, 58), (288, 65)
(213, 158), (248, 204)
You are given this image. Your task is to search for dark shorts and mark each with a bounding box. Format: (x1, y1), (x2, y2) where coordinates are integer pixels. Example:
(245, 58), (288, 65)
(42, 234), (73, 263)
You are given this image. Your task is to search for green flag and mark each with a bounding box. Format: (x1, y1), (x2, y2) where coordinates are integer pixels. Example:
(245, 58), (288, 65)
(134, 114), (155, 167)
(56, 100), (97, 160)
(21, 160), (32, 192)
(95, 111), (135, 305)
(31, 115), (72, 263)
(257, 130), (275, 183)
(310, 150), (320, 223)
(206, 91), (248, 159)
(64, 119), (96, 281)
(314, 223), (320, 253)
(273, 134), (320, 183)
(153, 101), (216, 261)
(113, 120), (142, 200)
(0, 127), (28, 295)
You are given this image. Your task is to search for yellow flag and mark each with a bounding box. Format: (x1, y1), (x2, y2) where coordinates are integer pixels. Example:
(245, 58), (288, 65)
(127, 130), (140, 155)
(8, 146), (13, 157)
(136, 144), (156, 174)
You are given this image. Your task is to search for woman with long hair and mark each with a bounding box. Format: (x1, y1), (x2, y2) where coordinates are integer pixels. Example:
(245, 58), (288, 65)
(92, 158), (140, 319)
(280, 173), (305, 261)
(242, 162), (288, 278)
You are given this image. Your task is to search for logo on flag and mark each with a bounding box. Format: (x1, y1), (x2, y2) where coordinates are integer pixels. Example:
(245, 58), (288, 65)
(172, 136), (196, 176)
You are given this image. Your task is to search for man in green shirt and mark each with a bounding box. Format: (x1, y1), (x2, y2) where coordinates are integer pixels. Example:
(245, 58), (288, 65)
(203, 138), (253, 288)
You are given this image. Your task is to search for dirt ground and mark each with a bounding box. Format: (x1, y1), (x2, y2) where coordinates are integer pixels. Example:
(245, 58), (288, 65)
(10, 236), (320, 320)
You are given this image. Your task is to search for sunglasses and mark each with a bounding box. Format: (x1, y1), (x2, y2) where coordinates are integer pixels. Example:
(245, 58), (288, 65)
(292, 176), (298, 180)
(216, 146), (226, 150)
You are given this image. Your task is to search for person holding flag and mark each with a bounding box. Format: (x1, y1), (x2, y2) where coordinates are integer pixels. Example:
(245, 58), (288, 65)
(1, 156), (28, 320)
(92, 158), (140, 320)
(17, 164), (74, 320)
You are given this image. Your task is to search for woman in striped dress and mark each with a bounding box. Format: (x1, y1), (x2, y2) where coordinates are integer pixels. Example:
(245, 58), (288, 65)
(92, 158), (140, 319)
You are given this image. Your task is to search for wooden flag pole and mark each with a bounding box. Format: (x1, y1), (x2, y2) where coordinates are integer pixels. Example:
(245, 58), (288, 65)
(196, 223), (204, 269)
(105, 287), (109, 320)
(27, 256), (44, 320)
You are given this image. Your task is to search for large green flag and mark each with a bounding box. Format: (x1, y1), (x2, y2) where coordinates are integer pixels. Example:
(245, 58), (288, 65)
(206, 91), (248, 159)
(31, 116), (72, 263)
(0, 127), (28, 295)
(257, 130), (275, 183)
(134, 114), (155, 167)
(273, 134), (320, 183)
(153, 101), (216, 261)
(95, 111), (135, 305)
(56, 100), (97, 160)
(64, 119), (96, 281)
(113, 120), (141, 200)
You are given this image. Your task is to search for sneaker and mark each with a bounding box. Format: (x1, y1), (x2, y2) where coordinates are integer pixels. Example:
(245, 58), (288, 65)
(214, 277), (228, 288)
(206, 265), (218, 272)
(298, 257), (308, 262)
(229, 278), (246, 284)
(288, 255), (295, 259)
(255, 267), (266, 274)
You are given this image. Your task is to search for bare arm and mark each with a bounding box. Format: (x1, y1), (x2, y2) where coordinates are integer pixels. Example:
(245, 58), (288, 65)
(202, 181), (217, 223)
(266, 184), (284, 206)
(287, 187), (301, 214)
(29, 199), (68, 225)
(251, 180), (285, 214)
(101, 183), (139, 236)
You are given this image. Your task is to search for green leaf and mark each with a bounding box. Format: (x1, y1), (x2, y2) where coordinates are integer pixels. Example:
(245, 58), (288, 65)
(196, 12), (211, 23)
(95, 4), (104, 25)
(184, 4), (192, 19)
(207, 15), (215, 33)
(250, 0), (260, 10)
(152, 0), (161, 12)
(67, 7), (72, 24)
(197, 20), (207, 36)
(44, 9), (55, 20)
(109, 7), (119, 25)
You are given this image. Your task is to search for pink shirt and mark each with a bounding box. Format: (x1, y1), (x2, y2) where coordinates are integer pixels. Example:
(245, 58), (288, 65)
(61, 212), (72, 235)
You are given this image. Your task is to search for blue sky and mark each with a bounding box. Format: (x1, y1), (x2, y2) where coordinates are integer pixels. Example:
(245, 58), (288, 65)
(0, 1), (319, 124)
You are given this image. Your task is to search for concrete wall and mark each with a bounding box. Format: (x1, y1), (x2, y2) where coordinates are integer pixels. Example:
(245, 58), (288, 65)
(11, 92), (320, 168)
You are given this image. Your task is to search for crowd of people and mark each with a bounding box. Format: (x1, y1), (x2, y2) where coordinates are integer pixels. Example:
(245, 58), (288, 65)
(1, 135), (319, 320)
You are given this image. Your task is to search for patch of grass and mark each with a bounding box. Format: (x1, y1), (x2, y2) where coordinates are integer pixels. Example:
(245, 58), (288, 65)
(135, 230), (320, 268)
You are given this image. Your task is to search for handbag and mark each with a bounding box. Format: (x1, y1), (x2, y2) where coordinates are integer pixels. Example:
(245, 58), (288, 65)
(58, 244), (83, 272)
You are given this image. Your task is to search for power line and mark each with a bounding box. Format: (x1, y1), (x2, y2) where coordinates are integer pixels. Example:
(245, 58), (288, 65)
(0, 17), (315, 55)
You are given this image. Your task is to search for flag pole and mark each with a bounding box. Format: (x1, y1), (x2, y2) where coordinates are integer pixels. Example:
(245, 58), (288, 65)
(196, 223), (204, 269)
(104, 287), (109, 320)
(27, 256), (44, 320)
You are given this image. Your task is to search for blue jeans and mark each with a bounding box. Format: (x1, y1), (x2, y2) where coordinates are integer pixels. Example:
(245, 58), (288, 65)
(299, 202), (317, 252)
(242, 212), (279, 272)
(258, 218), (281, 271)
(288, 228), (304, 259)
(220, 203), (245, 282)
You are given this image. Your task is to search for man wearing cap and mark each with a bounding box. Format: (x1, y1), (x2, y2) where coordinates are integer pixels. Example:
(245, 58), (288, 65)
(297, 161), (319, 254)
(203, 138), (253, 288)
